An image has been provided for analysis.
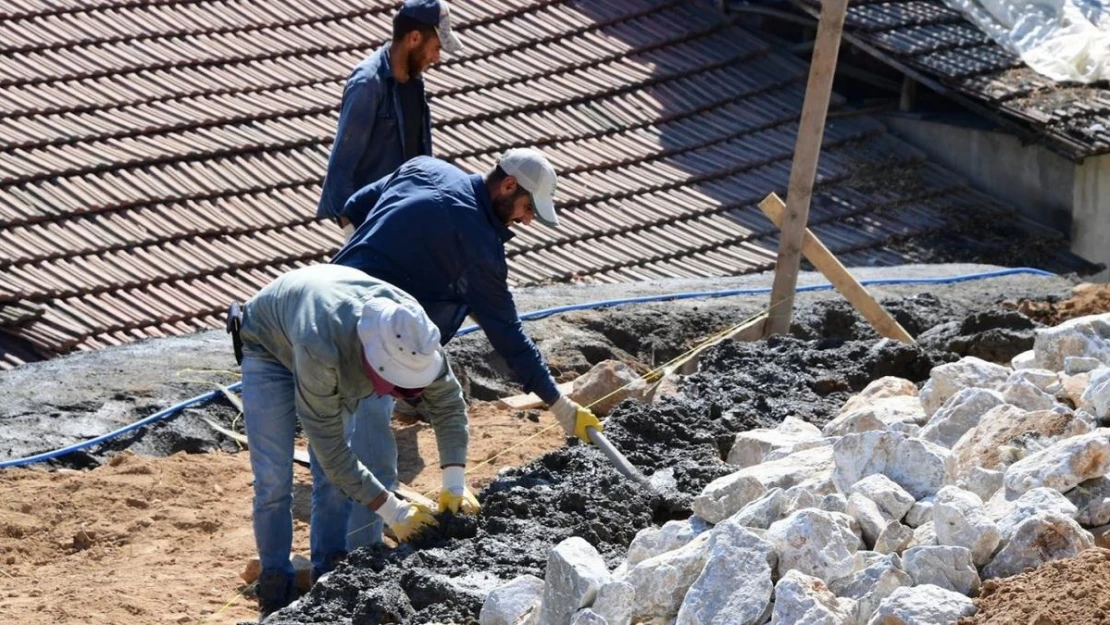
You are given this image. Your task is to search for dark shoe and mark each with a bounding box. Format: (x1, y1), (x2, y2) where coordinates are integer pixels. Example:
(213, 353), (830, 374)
(257, 571), (296, 622)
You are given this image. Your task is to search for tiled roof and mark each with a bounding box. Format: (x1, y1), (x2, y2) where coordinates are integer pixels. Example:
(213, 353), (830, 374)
(773, 0), (1110, 159)
(0, 0), (1086, 369)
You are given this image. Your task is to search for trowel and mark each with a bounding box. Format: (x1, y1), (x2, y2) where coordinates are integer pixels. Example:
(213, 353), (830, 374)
(586, 426), (652, 487)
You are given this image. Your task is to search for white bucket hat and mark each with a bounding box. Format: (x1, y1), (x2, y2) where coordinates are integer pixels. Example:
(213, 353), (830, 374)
(357, 298), (444, 388)
(498, 147), (560, 228)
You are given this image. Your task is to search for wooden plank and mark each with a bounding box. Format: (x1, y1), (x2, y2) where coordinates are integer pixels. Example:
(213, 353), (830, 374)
(760, 193), (914, 343)
(765, 0), (851, 337)
(497, 381), (575, 410)
(395, 483), (437, 509)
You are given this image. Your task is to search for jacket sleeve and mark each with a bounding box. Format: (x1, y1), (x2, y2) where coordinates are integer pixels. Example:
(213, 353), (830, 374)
(463, 259), (561, 404)
(291, 344), (386, 505)
(318, 76), (379, 220)
(419, 359), (469, 467)
(341, 168), (396, 229)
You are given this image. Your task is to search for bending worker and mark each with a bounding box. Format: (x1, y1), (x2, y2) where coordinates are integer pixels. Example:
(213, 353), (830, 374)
(331, 148), (602, 549)
(234, 263), (480, 619)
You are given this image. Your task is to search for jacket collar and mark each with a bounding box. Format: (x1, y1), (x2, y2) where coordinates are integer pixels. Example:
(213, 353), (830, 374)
(471, 174), (514, 243)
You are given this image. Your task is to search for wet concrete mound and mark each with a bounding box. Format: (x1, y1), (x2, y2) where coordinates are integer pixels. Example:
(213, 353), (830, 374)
(272, 302), (966, 624)
(918, 309), (1041, 364)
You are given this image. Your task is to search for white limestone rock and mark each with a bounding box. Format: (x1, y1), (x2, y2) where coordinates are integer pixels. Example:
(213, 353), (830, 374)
(592, 581), (634, 625)
(1066, 477), (1110, 527)
(540, 537), (611, 625)
(770, 570), (858, 625)
(694, 446), (836, 523)
(1003, 428), (1110, 495)
(1034, 312), (1110, 371)
(830, 553), (911, 623)
(959, 467), (1004, 502)
(622, 533), (710, 621)
(1011, 349), (1036, 370)
(763, 438), (836, 463)
(570, 609), (607, 625)
(626, 518), (709, 566)
(901, 546), (980, 596)
(865, 584), (977, 625)
(919, 388), (1005, 449)
(1066, 356), (1104, 375)
(820, 493), (849, 515)
(1080, 368), (1110, 421)
(904, 497), (934, 528)
(767, 509), (859, 583)
(850, 474), (916, 522)
(848, 493), (887, 549)
(874, 521), (914, 555)
(920, 356), (1011, 417)
(983, 512), (1094, 579)
(480, 575), (545, 625)
(908, 521), (937, 549)
(832, 431), (955, 500)
(728, 416), (823, 468)
(888, 422), (922, 438)
(675, 523), (776, 625)
(823, 396), (926, 438)
(951, 405), (1092, 480)
(932, 486), (1001, 567)
(729, 488), (789, 531)
(839, 376), (919, 415)
(989, 487), (1079, 540)
(784, 485), (820, 516)
(1007, 368), (1059, 393)
(1000, 377), (1059, 413)
(692, 474), (766, 525)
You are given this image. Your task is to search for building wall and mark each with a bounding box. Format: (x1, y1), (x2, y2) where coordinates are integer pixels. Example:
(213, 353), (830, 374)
(881, 115), (1076, 235)
(1072, 154), (1110, 279)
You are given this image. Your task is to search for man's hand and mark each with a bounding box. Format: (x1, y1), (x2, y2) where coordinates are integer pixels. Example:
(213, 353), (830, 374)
(373, 493), (438, 542)
(550, 396), (602, 443)
(438, 465), (480, 515)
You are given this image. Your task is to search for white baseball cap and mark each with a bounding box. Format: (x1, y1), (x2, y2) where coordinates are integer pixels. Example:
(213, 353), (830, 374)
(498, 148), (560, 228)
(357, 298), (444, 388)
(400, 0), (463, 55)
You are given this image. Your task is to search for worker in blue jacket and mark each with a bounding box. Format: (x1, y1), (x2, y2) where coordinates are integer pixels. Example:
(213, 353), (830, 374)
(332, 148), (603, 548)
(316, 0), (462, 236)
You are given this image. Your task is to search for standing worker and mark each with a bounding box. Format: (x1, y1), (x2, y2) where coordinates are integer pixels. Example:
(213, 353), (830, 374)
(231, 264), (480, 619)
(332, 149), (603, 550)
(316, 0), (462, 236)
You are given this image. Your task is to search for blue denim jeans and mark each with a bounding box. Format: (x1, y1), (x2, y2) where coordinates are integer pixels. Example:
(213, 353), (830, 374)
(242, 355), (350, 577)
(345, 394), (397, 549)
(242, 355), (399, 577)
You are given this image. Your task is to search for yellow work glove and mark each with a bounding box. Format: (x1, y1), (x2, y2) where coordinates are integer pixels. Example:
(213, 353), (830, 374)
(374, 493), (438, 542)
(438, 465), (481, 515)
(550, 396), (603, 443)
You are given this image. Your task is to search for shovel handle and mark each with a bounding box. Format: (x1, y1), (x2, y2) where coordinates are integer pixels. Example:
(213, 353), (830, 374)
(586, 426), (650, 486)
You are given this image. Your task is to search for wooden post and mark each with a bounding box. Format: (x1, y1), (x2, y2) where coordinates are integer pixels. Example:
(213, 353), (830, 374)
(765, 0), (851, 337)
(760, 193), (914, 343)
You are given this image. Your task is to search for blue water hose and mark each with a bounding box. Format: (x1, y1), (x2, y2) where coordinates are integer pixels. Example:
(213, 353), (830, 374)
(0, 267), (1057, 469)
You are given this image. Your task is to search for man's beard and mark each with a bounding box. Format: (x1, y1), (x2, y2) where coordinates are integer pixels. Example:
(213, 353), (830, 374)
(492, 193), (517, 225)
(405, 45), (427, 78)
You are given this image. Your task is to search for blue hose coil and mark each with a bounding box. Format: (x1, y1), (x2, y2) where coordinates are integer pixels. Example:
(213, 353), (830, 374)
(0, 267), (1056, 469)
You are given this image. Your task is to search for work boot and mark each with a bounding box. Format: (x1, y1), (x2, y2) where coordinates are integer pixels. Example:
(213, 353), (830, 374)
(310, 550), (348, 587)
(257, 571), (296, 622)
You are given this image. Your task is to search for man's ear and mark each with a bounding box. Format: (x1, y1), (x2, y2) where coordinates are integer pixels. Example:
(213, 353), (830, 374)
(499, 175), (518, 198)
(405, 30), (424, 49)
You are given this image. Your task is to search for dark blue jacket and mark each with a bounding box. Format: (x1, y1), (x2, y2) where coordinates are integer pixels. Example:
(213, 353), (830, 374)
(331, 156), (561, 404)
(316, 46), (433, 220)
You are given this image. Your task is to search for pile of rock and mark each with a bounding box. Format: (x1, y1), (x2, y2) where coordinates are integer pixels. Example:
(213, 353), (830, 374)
(479, 313), (1110, 625)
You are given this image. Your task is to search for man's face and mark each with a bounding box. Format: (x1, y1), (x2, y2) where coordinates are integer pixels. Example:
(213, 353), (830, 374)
(492, 178), (536, 228)
(405, 32), (442, 77)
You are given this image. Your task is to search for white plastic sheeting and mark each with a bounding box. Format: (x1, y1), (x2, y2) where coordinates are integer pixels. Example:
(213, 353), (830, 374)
(941, 0), (1110, 83)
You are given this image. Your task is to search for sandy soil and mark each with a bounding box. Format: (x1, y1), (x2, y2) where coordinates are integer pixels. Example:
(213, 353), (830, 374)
(0, 400), (564, 625)
(1008, 282), (1110, 325)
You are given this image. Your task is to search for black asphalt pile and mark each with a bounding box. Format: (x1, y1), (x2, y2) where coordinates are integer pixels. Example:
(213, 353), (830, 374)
(269, 296), (1023, 625)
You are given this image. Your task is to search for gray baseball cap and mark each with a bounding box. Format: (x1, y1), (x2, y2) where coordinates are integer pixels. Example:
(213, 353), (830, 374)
(498, 148), (559, 227)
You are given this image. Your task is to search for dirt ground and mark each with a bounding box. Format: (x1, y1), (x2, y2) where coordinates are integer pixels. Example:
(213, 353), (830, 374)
(957, 548), (1110, 625)
(0, 401), (564, 625)
(1007, 282), (1110, 325)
